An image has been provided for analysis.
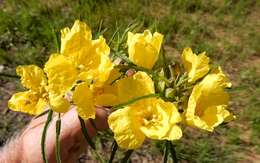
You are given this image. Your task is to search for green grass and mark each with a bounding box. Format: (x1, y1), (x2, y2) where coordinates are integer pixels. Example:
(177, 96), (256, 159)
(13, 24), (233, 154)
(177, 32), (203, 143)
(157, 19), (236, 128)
(0, 0), (259, 162)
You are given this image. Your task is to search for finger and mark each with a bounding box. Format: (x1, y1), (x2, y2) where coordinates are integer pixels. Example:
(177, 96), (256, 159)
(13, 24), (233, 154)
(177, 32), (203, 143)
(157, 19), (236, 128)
(58, 107), (110, 162)
(88, 107), (110, 131)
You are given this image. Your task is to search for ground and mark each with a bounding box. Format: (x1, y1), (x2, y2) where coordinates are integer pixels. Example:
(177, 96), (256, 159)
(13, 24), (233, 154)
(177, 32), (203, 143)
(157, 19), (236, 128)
(0, 0), (260, 162)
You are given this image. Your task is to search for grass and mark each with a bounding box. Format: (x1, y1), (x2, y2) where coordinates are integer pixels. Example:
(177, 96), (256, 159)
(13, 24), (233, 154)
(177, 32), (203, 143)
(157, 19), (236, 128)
(0, 0), (259, 162)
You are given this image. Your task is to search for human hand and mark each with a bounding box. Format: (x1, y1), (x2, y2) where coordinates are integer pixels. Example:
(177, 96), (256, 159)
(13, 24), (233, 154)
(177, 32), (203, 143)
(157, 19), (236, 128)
(2, 107), (109, 163)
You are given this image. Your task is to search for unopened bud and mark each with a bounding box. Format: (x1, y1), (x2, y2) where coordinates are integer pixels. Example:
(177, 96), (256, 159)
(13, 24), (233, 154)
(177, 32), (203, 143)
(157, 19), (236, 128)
(157, 81), (165, 93)
(165, 88), (175, 99)
(158, 68), (165, 77)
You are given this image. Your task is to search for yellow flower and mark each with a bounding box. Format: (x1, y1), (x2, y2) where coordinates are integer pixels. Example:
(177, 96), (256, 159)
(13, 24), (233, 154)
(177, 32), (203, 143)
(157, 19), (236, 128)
(8, 65), (48, 115)
(108, 98), (182, 149)
(44, 54), (78, 113)
(127, 30), (163, 69)
(181, 48), (210, 83)
(60, 20), (113, 87)
(184, 67), (234, 131)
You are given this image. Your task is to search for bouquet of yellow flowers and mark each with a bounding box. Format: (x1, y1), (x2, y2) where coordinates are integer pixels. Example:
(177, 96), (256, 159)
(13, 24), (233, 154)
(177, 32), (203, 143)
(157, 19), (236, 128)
(8, 20), (235, 162)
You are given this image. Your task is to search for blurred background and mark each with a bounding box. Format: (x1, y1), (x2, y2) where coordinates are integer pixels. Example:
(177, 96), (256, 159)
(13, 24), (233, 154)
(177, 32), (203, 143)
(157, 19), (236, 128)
(0, 0), (259, 162)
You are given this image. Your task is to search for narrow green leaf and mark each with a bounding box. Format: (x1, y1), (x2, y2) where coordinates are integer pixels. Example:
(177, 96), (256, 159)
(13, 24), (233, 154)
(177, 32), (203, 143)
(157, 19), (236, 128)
(112, 94), (160, 109)
(163, 141), (169, 163)
(41, 110), (53, 163)
(0, 73), (19, 79)
(55, 114), (62, 163)
(78, 116), (96, 150)
(121, 150), (133, 163)
(168, 141), (178, 163)
(89, 119), (98, 131)
(79, 117), (106, 163)
(109, 141), (118, 163)
(34, 109), (50, 119)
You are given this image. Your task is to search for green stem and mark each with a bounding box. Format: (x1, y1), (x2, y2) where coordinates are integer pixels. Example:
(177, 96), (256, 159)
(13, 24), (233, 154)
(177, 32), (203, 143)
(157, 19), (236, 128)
(55, 114), (62, 163)
(35, 109), (50, 119)
(0, 73), (19, 79)
(168, 141), (178, 163)
(109, 141), (118, 163)
(121, 150), (133, 163)
(112, 94), (160, 109)
(79, 117), (105, 163)
(41, 110), (53, 163)
(92, 149), (105, 163)
(78, 116), (96, 150)
(89, 119), (98, 131)
(163, 141), (169, 163)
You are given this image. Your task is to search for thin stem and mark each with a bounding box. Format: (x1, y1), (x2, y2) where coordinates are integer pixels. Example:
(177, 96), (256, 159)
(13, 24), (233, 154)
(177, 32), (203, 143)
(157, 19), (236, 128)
(108, 28), (120, 46)
(34, 109), (50, 119)
(79, 117), (105, 163)
(112, 94), (160, 109)
(55, 113), (62, 163)
(168, 141), (178, 163)
(89, 119), (98, 131)
(41, 110), (53, 163)
(0, 73), (19, 79)
(121, 150), (133, 163)
(92, 149), (105, 163)
(163, 141), (169, 163)
(109, 141), (118, 163)
(78, 116), (96, 150)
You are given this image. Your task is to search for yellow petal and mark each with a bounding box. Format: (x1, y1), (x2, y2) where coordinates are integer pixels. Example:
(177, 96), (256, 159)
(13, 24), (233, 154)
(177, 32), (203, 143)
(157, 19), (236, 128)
(61, 20), (92, 55)
(49, 95), (70, 113)
(116, 71), (155, 103)
(93, 68), (122, 106)
(94, 93), (118, 106)
(70, 37), (113, 87)
(93, 51), (114, 87)
(44, 54), (78, 96)
(93, 83), (119, 106)
(104, 68), (122, 85)
(72, 82), (95, 119)
(92, 36), (110, 56)
(108, 107), (145, 149)
(139, 99), (182, 140)
(8, 91), (47, 115)
(16, 65), (47, 93)
(181, 48), (210, 83)
(127, 30), (163, 69)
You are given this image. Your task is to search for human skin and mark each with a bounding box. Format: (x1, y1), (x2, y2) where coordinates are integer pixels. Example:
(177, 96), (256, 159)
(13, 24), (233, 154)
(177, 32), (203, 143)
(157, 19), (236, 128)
(0, 107), (109, 163)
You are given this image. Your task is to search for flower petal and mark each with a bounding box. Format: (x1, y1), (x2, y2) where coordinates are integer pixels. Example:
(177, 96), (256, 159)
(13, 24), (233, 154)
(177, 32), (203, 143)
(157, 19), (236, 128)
(116, 71), (155, 103)
(8, 91), (47, 115)
(61, 20), (92, 55)
(93, 68), (122, 106)
(108, 107), (145, 149)
(16, 65), (47, 93)
(72, 82), (95, 119)
(44, 54), (78, 97)
(49, 95), (70, 113)
(181, 48), (210, 83)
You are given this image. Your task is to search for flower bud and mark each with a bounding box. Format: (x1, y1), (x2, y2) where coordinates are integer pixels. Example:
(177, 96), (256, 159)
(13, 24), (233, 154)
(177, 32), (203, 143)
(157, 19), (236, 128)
(157, 81), (165, 93)
(165, 88), (175, 99)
